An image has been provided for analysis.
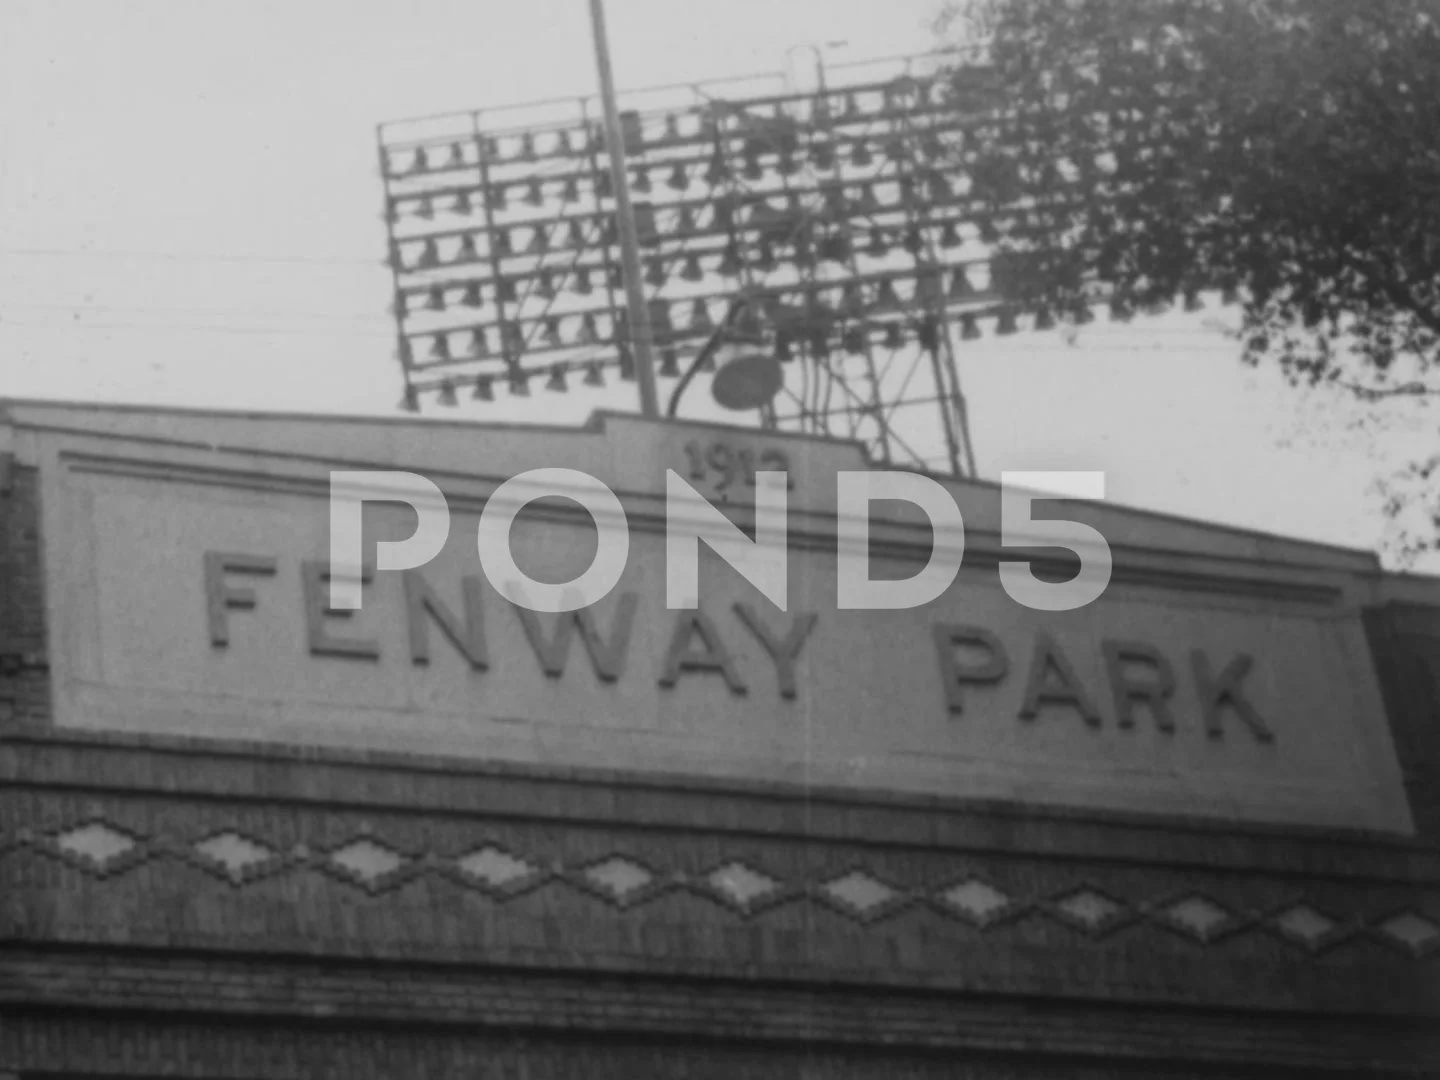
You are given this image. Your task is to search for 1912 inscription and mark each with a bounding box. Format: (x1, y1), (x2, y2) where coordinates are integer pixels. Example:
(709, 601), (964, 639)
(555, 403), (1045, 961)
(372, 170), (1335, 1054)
(681, 439), (796, 494)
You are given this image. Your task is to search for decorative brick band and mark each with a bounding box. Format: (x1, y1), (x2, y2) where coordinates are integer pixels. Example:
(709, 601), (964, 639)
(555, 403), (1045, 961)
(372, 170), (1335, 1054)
(4, 817), (1436, 959)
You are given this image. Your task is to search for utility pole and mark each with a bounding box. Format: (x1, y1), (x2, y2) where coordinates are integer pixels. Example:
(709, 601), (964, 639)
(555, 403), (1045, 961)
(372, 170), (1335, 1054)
(588, 0), (660, 418)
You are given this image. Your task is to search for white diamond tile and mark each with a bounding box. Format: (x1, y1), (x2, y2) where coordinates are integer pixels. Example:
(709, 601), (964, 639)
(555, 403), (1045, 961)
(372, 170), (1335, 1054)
(822, 871), (897, 914)
(330, 839), (405, 883)
(1377, 912), (1439, 953)
(1055, 889), (1123, 930)
(1275, 904), (1336, 946)
(55, 823), (136, 868)
(584, 857), (653, 900)
(708, 862), (781, 906)
(1163, 896), (1232, 940)
(195, 832), (273, 876)
(941, 879), (1011, 923)
(457, 846), (537, 888)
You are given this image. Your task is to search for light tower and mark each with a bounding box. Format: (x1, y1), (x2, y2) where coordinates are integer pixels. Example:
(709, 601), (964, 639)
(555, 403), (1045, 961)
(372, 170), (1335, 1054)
(377, 49), (1009, 477)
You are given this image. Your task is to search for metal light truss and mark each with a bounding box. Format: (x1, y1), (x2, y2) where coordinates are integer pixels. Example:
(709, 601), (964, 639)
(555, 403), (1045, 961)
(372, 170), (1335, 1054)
(377, 53), (1016, 476)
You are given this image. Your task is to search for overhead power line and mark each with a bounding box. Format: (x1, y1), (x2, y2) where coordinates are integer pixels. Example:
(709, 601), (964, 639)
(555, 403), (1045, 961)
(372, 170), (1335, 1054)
(0, 318), (1240, 349)
(2, 301), (391, 324)
(0, 246), (378, 267)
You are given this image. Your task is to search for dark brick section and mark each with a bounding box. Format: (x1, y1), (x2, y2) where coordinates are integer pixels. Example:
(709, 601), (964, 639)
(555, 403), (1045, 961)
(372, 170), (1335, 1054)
(0, 460), (49, 731)
(3, 946), (1440, 1074)
(1366, 603), (1440, 845)
(1, 1005), (1436, 1079)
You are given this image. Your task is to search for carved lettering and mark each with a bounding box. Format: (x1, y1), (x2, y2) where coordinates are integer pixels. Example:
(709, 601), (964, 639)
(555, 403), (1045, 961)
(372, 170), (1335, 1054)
(404, 570), (488, 670)
(1102, 640), (1176, 732)
(733, 603), (816, 699)
(1192, 651), (1275, 743)
(197, 554), (1284, 738)
(203, 551), (276, 647)
(659, 608), (747, 695)
(512, 592), (638, 682)
(933, 623), (1009, 715)
(300, 560), (379, 660)
(1019, 632), (1101, 727)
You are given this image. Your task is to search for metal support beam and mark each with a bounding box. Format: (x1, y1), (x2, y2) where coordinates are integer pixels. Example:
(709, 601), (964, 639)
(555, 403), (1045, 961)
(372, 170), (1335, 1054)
(588, 0), (660, 418)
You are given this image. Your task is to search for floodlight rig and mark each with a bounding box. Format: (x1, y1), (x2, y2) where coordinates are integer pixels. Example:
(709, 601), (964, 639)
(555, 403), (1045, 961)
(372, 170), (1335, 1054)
(377, 51), (1009, 476)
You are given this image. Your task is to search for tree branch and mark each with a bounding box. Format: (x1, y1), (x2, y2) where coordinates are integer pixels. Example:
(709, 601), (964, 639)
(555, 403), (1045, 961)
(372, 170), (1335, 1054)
(1335, 379), (1440, 401)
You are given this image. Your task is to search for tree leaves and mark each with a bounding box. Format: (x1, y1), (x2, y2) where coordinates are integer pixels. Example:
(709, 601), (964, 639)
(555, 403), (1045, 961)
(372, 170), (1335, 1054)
(940, 0), (1440, 558)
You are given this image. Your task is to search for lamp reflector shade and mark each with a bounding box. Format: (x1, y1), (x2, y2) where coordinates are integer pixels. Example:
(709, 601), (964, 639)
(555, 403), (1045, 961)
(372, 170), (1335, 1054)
(689, 298), (713, 332)
(711, 345), (784, 411)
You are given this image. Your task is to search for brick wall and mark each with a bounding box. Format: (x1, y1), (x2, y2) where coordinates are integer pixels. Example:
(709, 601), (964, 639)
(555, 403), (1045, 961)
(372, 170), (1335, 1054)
(1366, 603), (1440, 844)
(2, 445), (1438, 1076)
(0, 457), (50, 729)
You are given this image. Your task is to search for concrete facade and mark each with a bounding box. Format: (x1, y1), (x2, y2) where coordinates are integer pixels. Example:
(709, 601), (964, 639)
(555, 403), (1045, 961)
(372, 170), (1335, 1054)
(1, 399), (1438, 1078)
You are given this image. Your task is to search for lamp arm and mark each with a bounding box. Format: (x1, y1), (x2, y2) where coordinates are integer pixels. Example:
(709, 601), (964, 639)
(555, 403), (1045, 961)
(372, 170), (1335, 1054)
(665, 297), (747, 418)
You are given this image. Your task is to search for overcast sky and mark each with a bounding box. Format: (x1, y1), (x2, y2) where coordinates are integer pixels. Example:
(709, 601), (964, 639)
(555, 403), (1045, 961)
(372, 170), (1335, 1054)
(2, 0), (1435, 572)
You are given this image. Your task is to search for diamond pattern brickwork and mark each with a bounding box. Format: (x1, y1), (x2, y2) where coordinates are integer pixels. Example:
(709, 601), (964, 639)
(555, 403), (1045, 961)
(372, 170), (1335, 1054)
(2, 817), (1434, 958)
